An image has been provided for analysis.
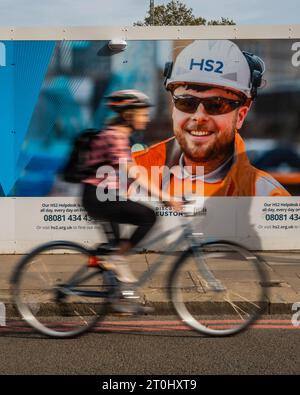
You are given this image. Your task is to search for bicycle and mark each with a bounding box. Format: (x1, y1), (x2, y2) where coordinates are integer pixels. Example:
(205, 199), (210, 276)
(11, 203), (269, 338)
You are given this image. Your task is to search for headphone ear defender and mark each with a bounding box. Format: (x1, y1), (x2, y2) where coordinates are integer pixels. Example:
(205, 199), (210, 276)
(251, 69), (262, 98)
(242, 51), (265, 99)
(163, 61), (173, 89)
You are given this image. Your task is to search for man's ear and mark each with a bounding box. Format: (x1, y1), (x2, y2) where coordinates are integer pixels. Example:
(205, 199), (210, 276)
(247, 99), (253, 111)
(236, 101), (252, 130)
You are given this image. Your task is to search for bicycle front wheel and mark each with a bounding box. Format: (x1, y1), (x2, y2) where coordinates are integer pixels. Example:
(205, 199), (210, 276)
(12, 241), (111, 338)
(169, 241), (269, 336)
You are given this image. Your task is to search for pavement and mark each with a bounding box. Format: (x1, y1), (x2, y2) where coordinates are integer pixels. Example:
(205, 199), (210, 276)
(1, 251), (300, 317)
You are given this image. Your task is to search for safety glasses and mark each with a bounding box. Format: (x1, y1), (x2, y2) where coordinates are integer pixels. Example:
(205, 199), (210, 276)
(172, 95), (245, 115)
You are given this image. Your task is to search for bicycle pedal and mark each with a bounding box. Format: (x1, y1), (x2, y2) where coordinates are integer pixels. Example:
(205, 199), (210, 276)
(136, 305), (154, 315)
(110, 303), (137, 315)
(111, 306), (154, 316)
(111, 311), (135, 317)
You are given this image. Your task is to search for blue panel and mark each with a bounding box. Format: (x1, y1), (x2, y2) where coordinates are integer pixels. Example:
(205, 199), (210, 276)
(0, 42), (16, 196)
(0, 40), (55, 195)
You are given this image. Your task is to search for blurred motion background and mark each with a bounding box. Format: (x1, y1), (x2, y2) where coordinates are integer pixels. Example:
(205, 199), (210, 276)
(9, 39), (300, 197)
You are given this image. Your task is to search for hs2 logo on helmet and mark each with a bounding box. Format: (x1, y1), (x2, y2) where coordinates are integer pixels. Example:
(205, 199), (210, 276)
(189, 58), (224, 74)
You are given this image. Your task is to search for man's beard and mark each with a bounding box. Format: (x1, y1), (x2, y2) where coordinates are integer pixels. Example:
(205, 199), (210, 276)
(177, 132), (235, 163)
(174, 113), (238, 164)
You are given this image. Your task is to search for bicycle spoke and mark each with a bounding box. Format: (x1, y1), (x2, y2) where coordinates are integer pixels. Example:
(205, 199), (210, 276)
(225, 291), (261, 309)
(223, 295), (249, 320)
(170, 242), (268, 336)
(74, 310), (88, 326)
(13, 243), (110, 338)
(41, 261), (55, 287)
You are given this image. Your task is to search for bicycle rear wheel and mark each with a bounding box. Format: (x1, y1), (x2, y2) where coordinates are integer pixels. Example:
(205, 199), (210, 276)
(12, 241), (112, 338)
(169, 241), (269, 336)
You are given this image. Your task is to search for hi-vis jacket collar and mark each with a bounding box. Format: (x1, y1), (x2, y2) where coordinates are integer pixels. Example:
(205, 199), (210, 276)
(132, 133), (290, 197)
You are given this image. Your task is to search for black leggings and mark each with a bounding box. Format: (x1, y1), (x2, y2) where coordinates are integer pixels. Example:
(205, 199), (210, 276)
(82, 184), (157, 247)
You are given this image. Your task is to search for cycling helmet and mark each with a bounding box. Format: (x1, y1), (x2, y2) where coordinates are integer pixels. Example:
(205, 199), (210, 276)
(106, 90), (153, 112)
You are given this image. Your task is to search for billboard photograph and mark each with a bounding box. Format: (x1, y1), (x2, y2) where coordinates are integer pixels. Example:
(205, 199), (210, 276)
(0, 39), (298, 197)
(0, 38), (300, 251)
(0, 23), (299, 376)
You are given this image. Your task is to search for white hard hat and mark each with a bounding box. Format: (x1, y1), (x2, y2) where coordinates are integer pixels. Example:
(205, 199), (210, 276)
(165, 40), (264, 98)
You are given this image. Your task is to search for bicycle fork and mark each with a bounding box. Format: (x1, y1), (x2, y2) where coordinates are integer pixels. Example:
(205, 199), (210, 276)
(189, 235), (226, 292)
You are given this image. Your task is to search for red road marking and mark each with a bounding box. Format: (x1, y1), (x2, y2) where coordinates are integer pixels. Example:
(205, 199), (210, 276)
(98, 319), (295, 325)
(1, 320), (300, 333)
(4, 319), (300, 326)
(91, 325), (300, 332)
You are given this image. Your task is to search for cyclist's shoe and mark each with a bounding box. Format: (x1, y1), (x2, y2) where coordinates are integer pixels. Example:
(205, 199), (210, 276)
(111, 299), (154, 315)
(108, 255), (138, 283)
(88, 254), (137, 283)
(111, 299), (138, 315)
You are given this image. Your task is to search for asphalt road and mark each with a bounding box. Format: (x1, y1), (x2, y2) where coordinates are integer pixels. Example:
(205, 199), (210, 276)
(0, 315), (299, 375)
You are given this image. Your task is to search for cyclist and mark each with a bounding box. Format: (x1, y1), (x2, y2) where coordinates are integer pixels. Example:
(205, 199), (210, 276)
(133, 40), (290, 197)
(82, 89), (181, 286)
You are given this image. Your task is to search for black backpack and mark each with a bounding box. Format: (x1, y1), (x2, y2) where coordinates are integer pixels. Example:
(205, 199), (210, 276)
(61, 128), (101, 183)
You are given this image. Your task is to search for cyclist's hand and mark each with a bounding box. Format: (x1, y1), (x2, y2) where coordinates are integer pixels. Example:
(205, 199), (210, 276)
(165, 199), (183, 212)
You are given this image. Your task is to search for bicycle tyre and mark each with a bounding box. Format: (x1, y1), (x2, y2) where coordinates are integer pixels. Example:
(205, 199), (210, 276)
(11, 241), (112, 338)
(168, 241), (269, 337)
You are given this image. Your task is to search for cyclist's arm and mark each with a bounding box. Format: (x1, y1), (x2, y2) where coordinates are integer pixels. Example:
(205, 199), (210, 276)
(127, 161), (182, 210)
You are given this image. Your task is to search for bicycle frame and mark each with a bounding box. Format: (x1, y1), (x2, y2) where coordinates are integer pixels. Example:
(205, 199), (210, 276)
(59, 218), (192, 298)
(132, 217), (201, 288)
(133, 216), (227, 290)
(64, 215), (222, 297)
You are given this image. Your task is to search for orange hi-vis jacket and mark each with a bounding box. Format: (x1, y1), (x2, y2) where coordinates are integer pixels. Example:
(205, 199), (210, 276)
(132, 134), (290, 197)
